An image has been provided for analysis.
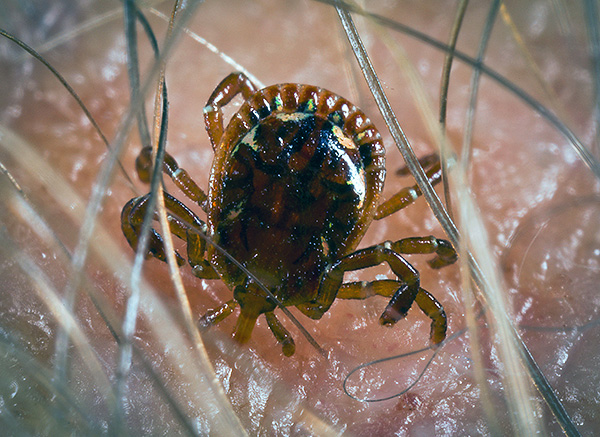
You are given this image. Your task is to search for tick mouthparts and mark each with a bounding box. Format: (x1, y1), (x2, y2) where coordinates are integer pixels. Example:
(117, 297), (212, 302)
(233, 309), (259, 344)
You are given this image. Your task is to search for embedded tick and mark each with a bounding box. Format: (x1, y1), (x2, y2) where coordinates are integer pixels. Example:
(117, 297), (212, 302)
(121, 72), (457, 356)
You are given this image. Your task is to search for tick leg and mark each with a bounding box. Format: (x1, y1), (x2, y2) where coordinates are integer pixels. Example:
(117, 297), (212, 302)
(121, 191), (219, 279)
(185, 228), (220, 279)
(198, 300), (238, 328)
(301, 243), (420, 322)
(204, 72), (258, 150)
(390, 236), (457, 269)
(135, 146), (208, 211)
(300, 241), (452, 344)
(338, 280), (447, 344)
(415, 288), (447, 344)
(375, 158), (442, 220)
(265, 312), (296, 357)
(121, 195), (185, 264)
(122, 192), (194, 264)
(396, 153), (439, 176)
(161, 194), (219, 278)
(337, 278), (401, 299)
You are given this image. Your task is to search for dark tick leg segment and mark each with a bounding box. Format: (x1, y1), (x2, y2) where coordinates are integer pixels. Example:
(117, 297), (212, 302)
(204, 72), (258, 150)
(121, 196), (184, 264)
(337, 278), (417, 322)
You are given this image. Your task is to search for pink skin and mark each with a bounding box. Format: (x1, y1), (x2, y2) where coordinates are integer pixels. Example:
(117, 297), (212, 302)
(1, 1), (598, 435)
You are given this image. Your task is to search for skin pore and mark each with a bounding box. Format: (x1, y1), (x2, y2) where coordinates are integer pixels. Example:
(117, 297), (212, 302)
(1, 0), (598, 434)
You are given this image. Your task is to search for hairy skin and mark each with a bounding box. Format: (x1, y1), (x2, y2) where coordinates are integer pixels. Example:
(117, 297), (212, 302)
(1, 1), (598, 435)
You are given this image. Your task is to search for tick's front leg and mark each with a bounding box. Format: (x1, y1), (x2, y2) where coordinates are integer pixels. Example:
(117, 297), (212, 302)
(203, 72), (258, 150)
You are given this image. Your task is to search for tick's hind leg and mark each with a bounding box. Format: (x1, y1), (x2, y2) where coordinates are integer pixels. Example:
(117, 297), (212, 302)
(301, 243), (421, 323)
(415, 288), (447, 344)
(301, 236), (456, 344)
(338, 281), (447, 344)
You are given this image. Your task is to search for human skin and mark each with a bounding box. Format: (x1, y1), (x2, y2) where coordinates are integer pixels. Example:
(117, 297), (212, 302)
(0, 1), (598, 435)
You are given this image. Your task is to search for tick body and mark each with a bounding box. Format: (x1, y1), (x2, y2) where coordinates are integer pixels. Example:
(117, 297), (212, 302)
(122, 73), (457, 356)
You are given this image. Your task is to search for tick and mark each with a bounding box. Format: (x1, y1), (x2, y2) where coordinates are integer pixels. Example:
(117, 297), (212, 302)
(121, 72), (457, 356)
